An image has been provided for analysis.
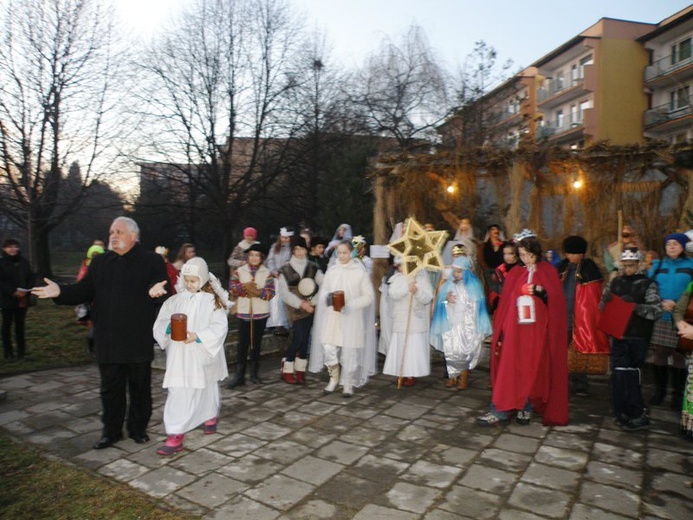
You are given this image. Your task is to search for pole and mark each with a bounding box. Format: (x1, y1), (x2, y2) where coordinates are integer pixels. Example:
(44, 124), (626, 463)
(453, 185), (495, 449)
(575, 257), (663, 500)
(397, 291), (415, 389)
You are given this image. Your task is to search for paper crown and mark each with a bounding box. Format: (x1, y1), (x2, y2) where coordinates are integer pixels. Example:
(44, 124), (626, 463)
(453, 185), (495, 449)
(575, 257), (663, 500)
(279, 227), (294, 237)
(513, 229), (537, 242)
(352, 235), (366, 245)
(620, 248), (641, 262)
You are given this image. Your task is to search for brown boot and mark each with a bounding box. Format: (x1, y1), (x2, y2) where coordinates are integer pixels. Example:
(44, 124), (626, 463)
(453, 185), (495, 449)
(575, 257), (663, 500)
(457, 370), (470, 390)
(445, 377), (458, 388)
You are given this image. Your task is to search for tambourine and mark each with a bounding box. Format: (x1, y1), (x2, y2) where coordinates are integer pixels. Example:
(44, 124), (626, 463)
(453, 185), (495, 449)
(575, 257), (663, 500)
(298, 278), (316, 297)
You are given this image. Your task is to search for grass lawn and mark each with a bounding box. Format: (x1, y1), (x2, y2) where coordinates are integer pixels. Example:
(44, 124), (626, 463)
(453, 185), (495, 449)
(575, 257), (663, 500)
(0, 300), (201, 519)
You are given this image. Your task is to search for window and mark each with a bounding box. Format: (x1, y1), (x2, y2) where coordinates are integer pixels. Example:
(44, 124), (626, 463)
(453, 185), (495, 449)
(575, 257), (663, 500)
(570, 104), (578, 124)
(571, 65), (579, 85)
(578, 99), (592, 122)
(670, 86), (690, 111)
(578, 54), (593, 79)
(672, 38), (692, 64)
(555, 71), (564, 91)
(555, 109), (564, 129)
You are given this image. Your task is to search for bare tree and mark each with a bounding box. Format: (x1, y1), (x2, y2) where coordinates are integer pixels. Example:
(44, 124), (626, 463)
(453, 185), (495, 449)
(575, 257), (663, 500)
(350, 25), (449, 150)
(133, 0), (308, 260)
(454, 41), (515, 147)
(0, 0), (126, 275)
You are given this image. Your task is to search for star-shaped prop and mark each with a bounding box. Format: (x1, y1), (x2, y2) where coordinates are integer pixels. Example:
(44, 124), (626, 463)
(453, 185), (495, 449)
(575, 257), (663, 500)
(388, 217), (448, 277)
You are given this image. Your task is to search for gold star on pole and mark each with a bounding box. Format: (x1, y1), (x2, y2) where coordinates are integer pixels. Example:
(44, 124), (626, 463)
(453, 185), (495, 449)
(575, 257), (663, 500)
(387, 217), (448, 277)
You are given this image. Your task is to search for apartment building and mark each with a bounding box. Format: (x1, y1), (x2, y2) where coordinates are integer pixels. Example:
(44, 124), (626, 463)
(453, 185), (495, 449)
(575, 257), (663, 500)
(640, 6), (693, 143)
(534, 18), (654, 148)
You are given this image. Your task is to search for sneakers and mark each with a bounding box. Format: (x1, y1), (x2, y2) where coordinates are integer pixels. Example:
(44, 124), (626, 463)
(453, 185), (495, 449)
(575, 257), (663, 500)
(476, 412), (509, 427)
(620, 412), (650, 432)
(516, 410), (532, 426)
(156, 434), (184, 456)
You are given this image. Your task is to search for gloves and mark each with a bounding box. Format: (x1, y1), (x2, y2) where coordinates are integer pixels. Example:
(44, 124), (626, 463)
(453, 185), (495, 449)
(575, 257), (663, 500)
(242, 282), (260, 298)
(620, 294), (634, 303)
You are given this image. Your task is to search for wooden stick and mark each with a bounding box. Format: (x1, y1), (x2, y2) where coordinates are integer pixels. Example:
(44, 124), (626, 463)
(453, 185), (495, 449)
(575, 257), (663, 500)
(397, 291), (415, 389)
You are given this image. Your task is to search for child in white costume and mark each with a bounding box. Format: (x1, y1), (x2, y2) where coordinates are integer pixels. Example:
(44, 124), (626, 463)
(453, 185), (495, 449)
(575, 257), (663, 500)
(153, 257), (230, 455)
(382, 263), (434, 385)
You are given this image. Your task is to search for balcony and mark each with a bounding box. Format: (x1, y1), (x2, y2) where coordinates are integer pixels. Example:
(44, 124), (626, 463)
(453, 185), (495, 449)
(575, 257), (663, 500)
(644, 101), (693, 129)
(645, 52), (693, 86)
(537, 78), (588, 109)
(536, 117), (584, 141)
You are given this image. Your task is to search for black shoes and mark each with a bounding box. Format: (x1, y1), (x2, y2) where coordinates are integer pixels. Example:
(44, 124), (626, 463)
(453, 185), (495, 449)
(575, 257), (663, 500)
(93, 434), (122, 450)
(129, 432), (150, 444)
(226, 373), (246, 389)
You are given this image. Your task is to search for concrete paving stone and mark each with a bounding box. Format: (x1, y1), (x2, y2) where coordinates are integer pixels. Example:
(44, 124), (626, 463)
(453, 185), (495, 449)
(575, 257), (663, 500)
(507, 482), (570, 518)
(446, 430), (495, 450)
(176, 472), (249, 508)
(585, 460), (643, 491)
(354, 393), (400, 410)
(493, 432), (542, 454)
(396, 424), (435, 443)
(98, 458), (151, 482)
(210, 432), (269, 458)
(351, 503), (419, 520)
(25, 400), (69, 414)
(369, 438), (434, 464)
(273, 411), (321, 429)
(334, 404), (380, 420)
(170, 447), (236, 475)
(646, 448), (691, 474)
(383, 402), (430, 420)
(568, 503), (634, 520)
(579, 480), (640, 518)
(27, 381), (68, 393)
(309, 413), (363, 434)
(281, 454), (344, 486)
(437, 484), (502, 519)
(596, 427), (648, 448)
(384, 480), (441, 513)
(244, 473), (315, 511)
(419, 412), (460, 426)
(412, 417), (455, 431)
(501, 508), (563, 520)
(315, 440), (369, 465)
(641, 493), (693, 519)
(253, 438), (314, 465)
(349, 454), (410, 483)
(535, 445), (589, 471)
(129, 465), (197, 498)
(1, 420), (34, 435)
(339, 425), (391, 448)
(75, 445), (128, 470)
(62, 416), (101, 435)
(278, 499), (352, 520)
(399, 459), (462, 489)
(505, 420), (549, 438)
(550, 422), (597, 435)
(20, 410), (76, 430)
(313, 472), (390, 510)
(213, 417), (255, 435)
(478, 447), (532, 472)
(216, 453), (284, 484)
(124, 445), (175, 470)
(592, 442), (644, 470)
(174, 431), (224, 451)
(424, 508), (470, 520)
(284, 426), (336, 449)
(648, 470), (693, 500)
(26, 427), (79, 445)
(162, 494), (209, 516)
(0, 409), (30, 426)
(365, 414), (409, 432)
(52, 432), (108, 458)
(401, 393), (447, 410)
(426, 445), (478, 468)
(234, 406), (280, 424)
(261, 396), (305, 412)
(459, 463), (520, 495)
(0, 375), (33, 389)
(520, 462), (580, 492)
(543, 430), (594, 452)
(206, 495), (281, 520)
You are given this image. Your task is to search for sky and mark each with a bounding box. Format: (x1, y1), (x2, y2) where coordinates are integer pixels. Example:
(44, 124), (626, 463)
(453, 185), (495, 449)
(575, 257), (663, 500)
(114, 0), (693, 72)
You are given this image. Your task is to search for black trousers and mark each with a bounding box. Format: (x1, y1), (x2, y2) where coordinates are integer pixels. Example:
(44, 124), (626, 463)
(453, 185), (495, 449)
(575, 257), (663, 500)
(285, 315), (313, 361)
(98, 362), (152, 438)
(2, 307), (27, 358)
(610, 338), (647, 420)
(237, 317), (268, 366)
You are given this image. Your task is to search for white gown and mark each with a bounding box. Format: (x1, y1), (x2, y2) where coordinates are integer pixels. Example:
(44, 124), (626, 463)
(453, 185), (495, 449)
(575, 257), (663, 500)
(153, 291), (229, 434)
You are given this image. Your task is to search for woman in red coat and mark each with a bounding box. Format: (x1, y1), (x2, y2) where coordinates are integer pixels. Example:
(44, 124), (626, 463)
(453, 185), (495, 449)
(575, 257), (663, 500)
(477, 229), (569, 427)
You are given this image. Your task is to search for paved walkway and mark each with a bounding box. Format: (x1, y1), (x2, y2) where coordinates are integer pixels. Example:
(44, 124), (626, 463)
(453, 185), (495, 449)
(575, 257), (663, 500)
(0, 356), (691, 519)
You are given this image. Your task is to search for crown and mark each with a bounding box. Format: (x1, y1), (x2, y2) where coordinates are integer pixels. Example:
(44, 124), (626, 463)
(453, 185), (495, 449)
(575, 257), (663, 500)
(513, 229), (537, 242)
(352, 235), (366, 245)
(451, 244), (467, 255)
(279, 227), (294, 237)
(620, 248), (640, 262)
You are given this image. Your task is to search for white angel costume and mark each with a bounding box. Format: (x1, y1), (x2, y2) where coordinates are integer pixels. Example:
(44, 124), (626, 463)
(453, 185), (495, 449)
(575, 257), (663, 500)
(309, 258), (377, 389)
(382, 269), (434, 378)
(153, 259), (229, 435)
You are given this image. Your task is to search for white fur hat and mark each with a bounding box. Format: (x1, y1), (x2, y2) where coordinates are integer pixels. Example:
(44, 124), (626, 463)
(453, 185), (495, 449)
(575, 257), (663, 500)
(181, 257), (209, 286)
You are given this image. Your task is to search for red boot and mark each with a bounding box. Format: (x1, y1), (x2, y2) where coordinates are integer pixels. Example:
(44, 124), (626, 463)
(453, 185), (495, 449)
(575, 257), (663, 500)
(295, 358), (307, 384)
(282, 361), (297, 384)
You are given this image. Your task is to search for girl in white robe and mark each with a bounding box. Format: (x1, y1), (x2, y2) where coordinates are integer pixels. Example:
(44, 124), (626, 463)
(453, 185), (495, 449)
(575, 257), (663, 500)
(309, 240), (376, 397)
(382, 266), (434, 385)
(153, 257), (230, 455)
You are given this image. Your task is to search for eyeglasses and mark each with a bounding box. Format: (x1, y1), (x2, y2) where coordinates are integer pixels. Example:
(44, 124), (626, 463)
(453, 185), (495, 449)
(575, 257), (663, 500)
(621, 233), (631, 238)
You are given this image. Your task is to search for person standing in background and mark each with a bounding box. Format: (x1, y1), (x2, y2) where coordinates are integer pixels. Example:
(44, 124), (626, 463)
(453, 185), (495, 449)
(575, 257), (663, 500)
(0, 239), (36, 361)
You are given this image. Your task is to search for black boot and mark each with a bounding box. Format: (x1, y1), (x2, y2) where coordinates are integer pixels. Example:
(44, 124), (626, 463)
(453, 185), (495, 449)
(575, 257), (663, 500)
(87, 337), (95, 355)
(650, 365), (668, 406)
(250, 360), (262, 384)
(227, 363), (246, 388)
(671, 367), (687, 411)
